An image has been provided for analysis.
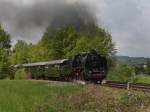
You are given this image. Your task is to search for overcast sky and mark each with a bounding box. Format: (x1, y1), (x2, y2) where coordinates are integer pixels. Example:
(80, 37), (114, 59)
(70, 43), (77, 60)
(97, 0), (150, 57)
(0, 0), (150, 57)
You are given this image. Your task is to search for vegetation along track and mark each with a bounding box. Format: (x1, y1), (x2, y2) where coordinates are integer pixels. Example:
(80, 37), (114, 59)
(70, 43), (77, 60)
(104, 80), (150, 92)
(31, 79), (150, 92)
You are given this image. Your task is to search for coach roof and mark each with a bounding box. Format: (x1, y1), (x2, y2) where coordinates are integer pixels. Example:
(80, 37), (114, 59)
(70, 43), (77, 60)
(14, 59), (69, 68)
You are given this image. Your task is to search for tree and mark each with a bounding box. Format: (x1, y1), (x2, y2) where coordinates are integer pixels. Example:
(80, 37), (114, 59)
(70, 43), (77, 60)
(107, 64), (135, 82)
(145, 62), (150, 75)
(70, 34), (90, 55)
(33, 25), (116, 62)
(30, 42), (50, 62)
(91, 28), (116, 56)
(0, 24), (11, 79)
(10, 40), (32, 64)
(0, 25), (11, 51)
(33, 26), (80, 60)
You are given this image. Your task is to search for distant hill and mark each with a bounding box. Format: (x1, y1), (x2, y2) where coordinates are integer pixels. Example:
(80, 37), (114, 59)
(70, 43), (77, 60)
(116, 56), (150, 66)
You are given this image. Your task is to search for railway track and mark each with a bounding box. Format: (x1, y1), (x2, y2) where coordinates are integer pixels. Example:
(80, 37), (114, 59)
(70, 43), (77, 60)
(30, 78), (150, 92)
(104, 80), (150, 92)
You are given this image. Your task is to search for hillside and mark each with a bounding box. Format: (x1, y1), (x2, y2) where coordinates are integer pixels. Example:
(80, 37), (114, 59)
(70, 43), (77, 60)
(116, 56), (150, 65)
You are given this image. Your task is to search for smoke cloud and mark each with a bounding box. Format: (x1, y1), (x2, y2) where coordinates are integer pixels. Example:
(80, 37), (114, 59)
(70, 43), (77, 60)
(0, 0), (97, 43)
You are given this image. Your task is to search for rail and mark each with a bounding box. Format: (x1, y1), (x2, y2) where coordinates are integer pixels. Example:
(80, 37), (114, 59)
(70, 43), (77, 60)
(104, 80), (150, 92)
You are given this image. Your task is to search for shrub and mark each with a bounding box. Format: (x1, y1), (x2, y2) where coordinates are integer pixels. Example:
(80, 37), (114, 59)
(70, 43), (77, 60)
(14, 68), (27, 80)
(107, 64), (135, 82)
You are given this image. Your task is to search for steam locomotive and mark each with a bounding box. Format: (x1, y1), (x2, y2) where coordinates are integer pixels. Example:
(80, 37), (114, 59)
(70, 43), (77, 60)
(14, 50), (107, 83)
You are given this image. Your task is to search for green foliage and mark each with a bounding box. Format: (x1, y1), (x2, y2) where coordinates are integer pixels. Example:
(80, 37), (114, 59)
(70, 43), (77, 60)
(131, 75), (150, 84)
(145, 62), (150, 75)
(107, 64), (135, 82)
(117, 56), (149, 66)
(10, 40), (32, 64)
(117, 56), (150, 75)
(14, 68), (27, 80)
(32, 26), (115, 61)
(134, 65), (145, 75)
(37, 84), (150, 112)
(118, 91), (150, 112)
(0, 25), (11, 79)
(0, 48), (10, 79)
(30, 42), (50, 62)
(38, 26), (80, 60)
(0, 25), (11, 50)
(91, 28), (116, 56)
(120, 91), (149, 106)
(0, 80), (149, 112)
(69, 34), (89, 56)
(8, 25), (115, 70)
(0, 80), (82, 112)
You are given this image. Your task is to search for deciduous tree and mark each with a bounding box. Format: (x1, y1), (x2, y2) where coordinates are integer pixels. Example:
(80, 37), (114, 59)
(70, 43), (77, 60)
(0, 24), (11, 79)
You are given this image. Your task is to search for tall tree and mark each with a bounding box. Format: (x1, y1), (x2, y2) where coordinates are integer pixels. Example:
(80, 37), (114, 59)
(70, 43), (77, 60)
(0, 25), (11, 50)
(32, 25), (116, 61)
(34, 26), (80, 60)
(0, 24), (11, 79)
(91, 28), (116, 56)
(30, 41), (50, 62)
(10, 40), (32, 64)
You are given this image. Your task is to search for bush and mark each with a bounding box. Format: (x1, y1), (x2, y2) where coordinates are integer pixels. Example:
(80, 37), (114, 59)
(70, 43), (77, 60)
(107, 64), (135, 82)
(14, 68), (27, 80)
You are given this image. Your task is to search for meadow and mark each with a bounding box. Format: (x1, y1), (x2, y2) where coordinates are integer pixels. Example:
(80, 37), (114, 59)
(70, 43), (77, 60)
(0, 80), (149, 112)
(0, 80), (82, 112)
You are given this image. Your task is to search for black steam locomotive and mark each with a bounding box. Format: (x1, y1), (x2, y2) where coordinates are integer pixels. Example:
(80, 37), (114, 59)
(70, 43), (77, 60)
(14, 50), (107, 83)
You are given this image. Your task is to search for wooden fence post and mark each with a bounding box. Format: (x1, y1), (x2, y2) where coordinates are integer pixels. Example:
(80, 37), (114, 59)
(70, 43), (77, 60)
(127, 82), (131, 90)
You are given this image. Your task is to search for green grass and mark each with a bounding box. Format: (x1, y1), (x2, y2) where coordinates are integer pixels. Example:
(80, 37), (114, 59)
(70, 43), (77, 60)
(0, 80), (149, 112)
(0, 80), (83, 112)
(133, 75), (150, 83)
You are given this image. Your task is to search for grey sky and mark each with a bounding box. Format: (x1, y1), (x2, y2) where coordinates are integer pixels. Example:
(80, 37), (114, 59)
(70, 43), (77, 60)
(97, 0), (150, 57)
(0, 0), (150, 57)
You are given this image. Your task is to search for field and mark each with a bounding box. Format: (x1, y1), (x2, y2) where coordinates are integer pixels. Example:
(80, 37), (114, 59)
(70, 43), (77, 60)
(0, 80), (149, 112)
(0, 80), (83, 112)
(133, 75), (150, 83)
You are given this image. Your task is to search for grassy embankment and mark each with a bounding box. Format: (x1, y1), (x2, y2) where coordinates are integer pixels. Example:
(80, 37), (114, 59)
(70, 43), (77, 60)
(0, 80), (149, 112)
